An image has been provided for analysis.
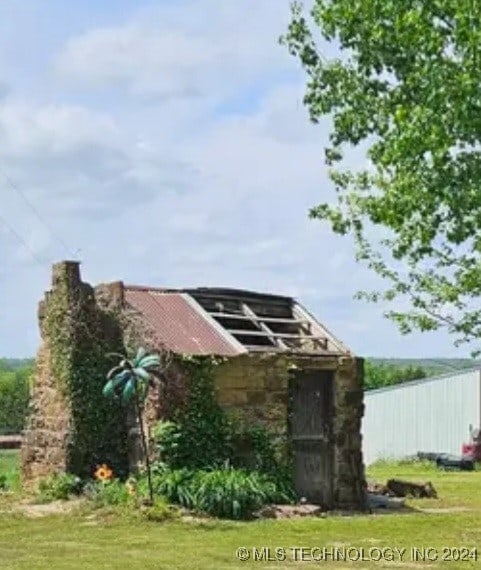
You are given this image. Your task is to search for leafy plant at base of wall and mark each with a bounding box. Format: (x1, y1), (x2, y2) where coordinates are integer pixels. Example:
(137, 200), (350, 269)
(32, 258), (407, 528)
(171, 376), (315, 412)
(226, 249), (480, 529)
(227, 418), (295, 499)
(153, 418), (296, 502)
(152, 355), (295, 496)
(152, 418), (292, 475)
(103, 347), (163, 505)
(83, 479), (135, 508)
(148, 465), (293, 520)
(149, 465), (196, 508)
(194, 467), (292, 520)
(37, 472), (84, 503)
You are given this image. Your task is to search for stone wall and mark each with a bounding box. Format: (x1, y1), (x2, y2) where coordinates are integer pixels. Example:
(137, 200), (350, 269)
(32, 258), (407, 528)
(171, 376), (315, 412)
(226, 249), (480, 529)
(213, 353), (290, 433)
(213, 353), (367, 511)
(21, 261), (129, 484)
(20, 341), (69, 483)
(333, 356), (366, 510)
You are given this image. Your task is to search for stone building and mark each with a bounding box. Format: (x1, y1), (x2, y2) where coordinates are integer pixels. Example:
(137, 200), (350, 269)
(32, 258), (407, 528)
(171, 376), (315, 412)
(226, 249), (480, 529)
(21, 260), (366, 511)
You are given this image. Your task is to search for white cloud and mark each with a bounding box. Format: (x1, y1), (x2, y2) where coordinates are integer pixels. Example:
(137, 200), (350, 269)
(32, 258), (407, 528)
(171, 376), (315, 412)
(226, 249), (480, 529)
(54, 0), (297, 107)
(0, 101), (118, 156)
(0, 0), (472, 360)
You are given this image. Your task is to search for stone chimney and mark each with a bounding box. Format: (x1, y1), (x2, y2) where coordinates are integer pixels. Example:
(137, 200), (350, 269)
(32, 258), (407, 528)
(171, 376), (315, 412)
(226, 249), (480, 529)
(51, 260), (81, 289)
(21, 261), (129, 483)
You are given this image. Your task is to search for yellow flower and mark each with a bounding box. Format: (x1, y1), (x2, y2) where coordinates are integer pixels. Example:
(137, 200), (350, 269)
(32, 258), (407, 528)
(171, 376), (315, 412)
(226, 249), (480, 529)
(126, 480), (137, 496)
(94, 463), (113, 481)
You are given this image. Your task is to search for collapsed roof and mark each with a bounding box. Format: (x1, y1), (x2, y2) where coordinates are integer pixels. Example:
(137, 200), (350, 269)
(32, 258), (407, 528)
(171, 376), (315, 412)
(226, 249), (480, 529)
(124, 285), (349, 357)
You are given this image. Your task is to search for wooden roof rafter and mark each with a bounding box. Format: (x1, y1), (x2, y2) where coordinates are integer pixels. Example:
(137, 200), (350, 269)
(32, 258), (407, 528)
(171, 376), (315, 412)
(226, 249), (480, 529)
(197, 294), (330, 352)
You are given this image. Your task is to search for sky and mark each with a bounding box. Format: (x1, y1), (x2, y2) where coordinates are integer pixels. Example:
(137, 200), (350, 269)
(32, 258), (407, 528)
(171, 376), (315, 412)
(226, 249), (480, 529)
(0, 0), (470, 359)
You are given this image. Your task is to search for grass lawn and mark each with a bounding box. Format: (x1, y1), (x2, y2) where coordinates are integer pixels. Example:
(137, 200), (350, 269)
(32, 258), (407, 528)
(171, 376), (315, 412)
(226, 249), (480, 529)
(1, 451), (481, 569)
(0, 449), (20, 492)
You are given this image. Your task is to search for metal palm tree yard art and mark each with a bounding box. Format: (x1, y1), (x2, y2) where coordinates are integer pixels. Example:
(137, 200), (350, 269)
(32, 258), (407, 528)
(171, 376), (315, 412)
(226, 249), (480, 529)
(103, 347), (162, 505)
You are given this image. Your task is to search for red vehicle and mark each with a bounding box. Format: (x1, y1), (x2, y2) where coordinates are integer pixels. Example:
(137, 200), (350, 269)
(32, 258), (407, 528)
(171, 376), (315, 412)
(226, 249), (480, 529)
(462, 427), (481, 461)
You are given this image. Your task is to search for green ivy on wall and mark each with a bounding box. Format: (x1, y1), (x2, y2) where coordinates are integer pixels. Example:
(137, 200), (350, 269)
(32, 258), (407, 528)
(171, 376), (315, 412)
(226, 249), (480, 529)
(153, 354), (293, 490)
(43, 277), (129, 479)
(166, 355), (232, 469)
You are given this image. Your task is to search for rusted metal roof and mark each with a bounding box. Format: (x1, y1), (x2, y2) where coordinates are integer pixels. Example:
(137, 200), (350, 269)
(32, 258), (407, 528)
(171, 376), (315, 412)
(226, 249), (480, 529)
(124, 285), (350, 357)
(125, 288), (245, 356)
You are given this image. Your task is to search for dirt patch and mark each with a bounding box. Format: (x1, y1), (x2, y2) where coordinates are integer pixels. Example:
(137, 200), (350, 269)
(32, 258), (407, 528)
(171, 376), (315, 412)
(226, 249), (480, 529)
(14, 498), (85, 518)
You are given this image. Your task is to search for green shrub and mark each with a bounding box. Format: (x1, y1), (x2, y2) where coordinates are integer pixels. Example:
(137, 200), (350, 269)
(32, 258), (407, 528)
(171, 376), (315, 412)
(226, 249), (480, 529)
(193, 467), (292, 520)
(151, 357), (295, 500)
(153, 418), (295, 496)
(139, 497), (180, 522)
(149, 465), (293, 520)
(149, 466), (196, 508)
(152, 420), (182, 467)
(85, 479), (133, 507)
(227, 420), (291, 474)
(37, 472), (84, 502)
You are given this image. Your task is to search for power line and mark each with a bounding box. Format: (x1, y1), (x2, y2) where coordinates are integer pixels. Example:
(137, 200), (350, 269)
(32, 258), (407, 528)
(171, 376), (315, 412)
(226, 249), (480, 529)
(0, 209), (49, 267)
(0, 164), (74, 258)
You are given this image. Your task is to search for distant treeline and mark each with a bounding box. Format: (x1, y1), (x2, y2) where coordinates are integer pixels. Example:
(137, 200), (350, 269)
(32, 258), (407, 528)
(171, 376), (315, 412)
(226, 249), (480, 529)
(0, 359), (33, 434)
(364, 360), (428, 391)
(365, 357), (481, 391)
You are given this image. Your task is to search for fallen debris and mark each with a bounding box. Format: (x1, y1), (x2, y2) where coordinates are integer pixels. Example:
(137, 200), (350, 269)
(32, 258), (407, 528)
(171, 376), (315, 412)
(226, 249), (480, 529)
(366, 493), (405, 510)
(386, 479), (438, 498)
(254, 504), (325, 519)
(367, 478), (438, 499)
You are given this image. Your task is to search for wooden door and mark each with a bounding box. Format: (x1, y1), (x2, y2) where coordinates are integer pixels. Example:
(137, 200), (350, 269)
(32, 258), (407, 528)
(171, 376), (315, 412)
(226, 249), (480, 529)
(289, 370), (334, 507)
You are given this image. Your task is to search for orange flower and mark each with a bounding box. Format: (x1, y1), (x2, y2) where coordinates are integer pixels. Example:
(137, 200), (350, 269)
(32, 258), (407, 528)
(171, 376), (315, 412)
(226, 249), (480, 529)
(94, 463), (113, 481)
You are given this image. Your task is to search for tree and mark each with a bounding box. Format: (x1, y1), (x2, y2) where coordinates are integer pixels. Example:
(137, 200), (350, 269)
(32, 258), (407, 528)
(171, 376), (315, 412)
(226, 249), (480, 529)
(282, 1), (481, 355)
(364, 361), (427, 391)
(103, 347), (164, 505)
(0, 363), (31, 434)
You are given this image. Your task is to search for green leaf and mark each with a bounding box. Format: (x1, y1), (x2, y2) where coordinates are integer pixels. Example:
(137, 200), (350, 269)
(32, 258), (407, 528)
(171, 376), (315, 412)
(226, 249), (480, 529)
(102, 371), (131, 398)
(106, 365), (123, 380)
(133, 367), (150, 382)
(134, 347), (147, 367)
(122, 378), (136, 403)
(138, 354), (161, 369)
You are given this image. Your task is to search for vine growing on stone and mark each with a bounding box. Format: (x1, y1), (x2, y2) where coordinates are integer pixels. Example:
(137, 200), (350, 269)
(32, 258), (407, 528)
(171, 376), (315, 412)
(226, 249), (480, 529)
(44, 275), (129, 478)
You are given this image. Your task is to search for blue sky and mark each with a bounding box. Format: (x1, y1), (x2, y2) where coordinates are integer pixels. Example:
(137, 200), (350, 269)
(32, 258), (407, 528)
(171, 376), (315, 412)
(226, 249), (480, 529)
(0, 0), (469, 359)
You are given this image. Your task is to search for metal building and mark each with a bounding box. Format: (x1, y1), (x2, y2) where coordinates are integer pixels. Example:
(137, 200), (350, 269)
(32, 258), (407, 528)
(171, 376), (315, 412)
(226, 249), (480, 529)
(362, 368), (481, 465)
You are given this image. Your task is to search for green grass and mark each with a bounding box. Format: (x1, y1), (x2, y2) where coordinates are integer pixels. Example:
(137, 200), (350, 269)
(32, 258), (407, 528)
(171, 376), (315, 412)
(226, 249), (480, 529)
(1, 452), (481, 569)
(0, 449), (20, 493)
